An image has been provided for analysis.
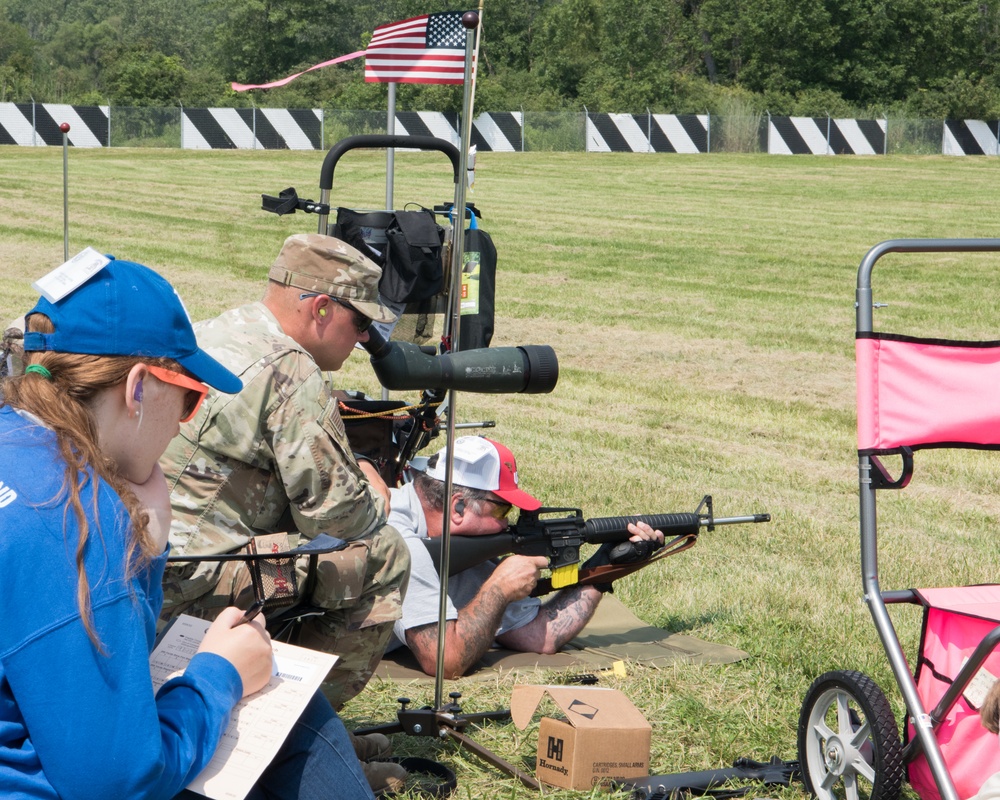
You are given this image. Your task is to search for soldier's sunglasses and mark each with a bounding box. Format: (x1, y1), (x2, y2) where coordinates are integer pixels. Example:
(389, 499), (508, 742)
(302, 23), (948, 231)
(146, 365), (209, 423)
(299, 293), (372, 334)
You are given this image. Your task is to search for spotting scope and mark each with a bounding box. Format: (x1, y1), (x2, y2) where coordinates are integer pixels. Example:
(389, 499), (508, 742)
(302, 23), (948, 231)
(362, 328), (558, 394)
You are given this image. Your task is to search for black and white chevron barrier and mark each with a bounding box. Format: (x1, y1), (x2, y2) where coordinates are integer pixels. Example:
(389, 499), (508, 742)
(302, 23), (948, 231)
(0, 102), (108, 147)
(765, 116), (886, 155)
(7, 102), (1000, 157)
(942, 119), (1000, 155)
(179, 108), (524, 152)
(181, 108), (323, 150)
(376, 111), (523, 152)
(585, 113), (709, 153)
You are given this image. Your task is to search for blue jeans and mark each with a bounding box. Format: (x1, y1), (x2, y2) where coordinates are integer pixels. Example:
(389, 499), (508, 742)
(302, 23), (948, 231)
(175, 691), (374, 800)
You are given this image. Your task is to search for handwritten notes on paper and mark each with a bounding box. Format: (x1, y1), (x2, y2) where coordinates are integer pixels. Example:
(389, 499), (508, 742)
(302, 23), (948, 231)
(149, 614), (338, 800)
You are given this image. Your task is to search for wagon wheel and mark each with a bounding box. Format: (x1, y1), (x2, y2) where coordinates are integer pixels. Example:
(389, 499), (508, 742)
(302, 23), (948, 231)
(798, 670), (904, 800)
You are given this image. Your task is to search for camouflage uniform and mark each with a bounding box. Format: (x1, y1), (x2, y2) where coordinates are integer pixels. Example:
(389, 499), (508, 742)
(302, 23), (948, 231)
(161, 237), (409, 709)
(2, 325), (24, 379)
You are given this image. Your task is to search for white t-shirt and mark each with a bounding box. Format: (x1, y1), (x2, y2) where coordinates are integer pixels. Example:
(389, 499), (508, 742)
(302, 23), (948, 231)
(975, 770), (1000, 800)
(385, 483), (540, 652)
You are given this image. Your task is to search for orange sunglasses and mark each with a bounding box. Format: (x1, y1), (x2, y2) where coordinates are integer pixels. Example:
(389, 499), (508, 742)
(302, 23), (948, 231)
(480, 498), (514, 520)
(146, 365), (209, 423)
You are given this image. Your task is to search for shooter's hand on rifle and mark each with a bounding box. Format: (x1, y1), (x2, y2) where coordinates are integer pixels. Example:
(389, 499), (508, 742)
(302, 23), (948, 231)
(581, 521), (665, 594)
(492, 555), (550, 601)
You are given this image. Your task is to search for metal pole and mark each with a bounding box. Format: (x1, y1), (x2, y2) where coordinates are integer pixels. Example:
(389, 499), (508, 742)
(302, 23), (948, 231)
(381, 84), (397, 403)
(706, 111), (711, 153)
(520, 106), (524, 153)
(433, 10), (479, 712)
(647, 107), (651, 153)
(60, 123), (70, 261)
(30, 97), (36, 147)
(386, 83), (397, 210)
(107, 100), (112, 148)
(826, 112), (831, 155)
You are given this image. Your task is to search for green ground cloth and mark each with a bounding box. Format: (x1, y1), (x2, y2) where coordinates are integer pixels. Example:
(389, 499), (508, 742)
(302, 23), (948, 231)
(372, 596), (748, 684)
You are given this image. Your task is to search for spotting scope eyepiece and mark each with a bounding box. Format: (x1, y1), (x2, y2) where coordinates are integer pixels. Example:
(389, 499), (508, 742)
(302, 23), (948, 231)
(363, 328), (558, 394)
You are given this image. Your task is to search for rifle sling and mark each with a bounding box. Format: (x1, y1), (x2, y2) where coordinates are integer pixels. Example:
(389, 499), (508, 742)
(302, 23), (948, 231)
(530, 532), (698, 597)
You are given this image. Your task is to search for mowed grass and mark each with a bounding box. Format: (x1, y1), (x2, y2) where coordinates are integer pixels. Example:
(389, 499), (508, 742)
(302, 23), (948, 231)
(4, 146), (1000, 798)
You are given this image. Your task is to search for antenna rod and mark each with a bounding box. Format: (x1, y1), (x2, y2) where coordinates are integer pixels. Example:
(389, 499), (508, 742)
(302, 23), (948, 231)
(60, 122), (70, 261)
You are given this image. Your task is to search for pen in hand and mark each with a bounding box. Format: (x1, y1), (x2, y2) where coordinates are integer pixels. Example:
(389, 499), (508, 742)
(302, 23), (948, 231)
(236, 598), (266, 626)
(234, 600), (278, 676)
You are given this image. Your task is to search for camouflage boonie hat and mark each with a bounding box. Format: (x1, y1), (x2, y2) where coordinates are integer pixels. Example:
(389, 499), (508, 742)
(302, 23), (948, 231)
(268, 234), (397, 324)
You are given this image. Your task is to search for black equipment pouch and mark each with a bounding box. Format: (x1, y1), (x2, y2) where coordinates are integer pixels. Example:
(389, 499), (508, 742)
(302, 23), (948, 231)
(337, 395), (411, 486)
(331, 208), (393, 266)
(382, 209), (445, 304)
(456, 226), (496, 351)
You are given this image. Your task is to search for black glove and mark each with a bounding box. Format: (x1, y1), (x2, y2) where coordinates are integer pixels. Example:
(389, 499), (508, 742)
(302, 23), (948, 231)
(581, 542), (617, 594)
(582, 539), (664, 593)
(607, 539), (661, 564)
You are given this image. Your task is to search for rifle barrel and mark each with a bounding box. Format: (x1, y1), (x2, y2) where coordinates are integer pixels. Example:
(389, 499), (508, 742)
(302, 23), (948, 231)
(583, 510), (769, 542)
(710, 513), (771, 525)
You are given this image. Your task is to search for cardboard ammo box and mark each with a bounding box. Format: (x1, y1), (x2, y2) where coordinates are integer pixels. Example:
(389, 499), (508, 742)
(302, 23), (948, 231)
(510, 685), (651, 790)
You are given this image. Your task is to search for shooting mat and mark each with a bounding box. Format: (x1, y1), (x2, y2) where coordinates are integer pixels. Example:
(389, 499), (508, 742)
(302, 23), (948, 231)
(372, 596), (748, 683)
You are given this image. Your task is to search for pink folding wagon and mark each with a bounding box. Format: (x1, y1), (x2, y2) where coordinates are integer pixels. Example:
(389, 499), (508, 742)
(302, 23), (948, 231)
(797, 239), (1000, 800)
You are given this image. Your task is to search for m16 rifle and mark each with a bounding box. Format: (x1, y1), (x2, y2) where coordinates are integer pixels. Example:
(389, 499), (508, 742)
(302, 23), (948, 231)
(422, 495), (770, 595)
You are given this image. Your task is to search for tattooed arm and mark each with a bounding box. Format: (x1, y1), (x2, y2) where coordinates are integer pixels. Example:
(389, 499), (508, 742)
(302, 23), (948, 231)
(497, 519), (664, 654)
(495, 585), (603, 655)
(405, 555), (549, 678)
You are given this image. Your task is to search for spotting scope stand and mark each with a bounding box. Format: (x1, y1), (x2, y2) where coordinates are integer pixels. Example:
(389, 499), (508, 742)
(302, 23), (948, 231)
(353, 694), (540, 790)
(351, 11), (541, 791)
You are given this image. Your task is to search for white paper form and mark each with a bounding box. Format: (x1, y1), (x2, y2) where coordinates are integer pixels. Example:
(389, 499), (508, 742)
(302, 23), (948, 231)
(149, 614), (338, 800)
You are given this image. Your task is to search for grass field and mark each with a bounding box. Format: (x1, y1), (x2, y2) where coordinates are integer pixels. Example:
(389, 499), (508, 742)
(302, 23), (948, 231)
(4, 147), (1000, 798)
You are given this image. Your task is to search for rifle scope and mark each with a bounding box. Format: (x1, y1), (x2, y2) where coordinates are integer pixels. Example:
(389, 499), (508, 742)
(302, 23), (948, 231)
(363, 328), (558, 394)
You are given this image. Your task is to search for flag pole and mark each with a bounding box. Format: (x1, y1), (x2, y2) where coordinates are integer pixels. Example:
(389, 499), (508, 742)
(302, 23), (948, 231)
(467, 0), (483, 135)
(384, 81), (397, 402)
(433, 8), (481, 712)
(386, 82), (396, 210)
(462, 1), (484, 191)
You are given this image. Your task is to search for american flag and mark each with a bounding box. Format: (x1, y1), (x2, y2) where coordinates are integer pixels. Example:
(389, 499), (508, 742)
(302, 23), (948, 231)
(364, 11), (475, 85)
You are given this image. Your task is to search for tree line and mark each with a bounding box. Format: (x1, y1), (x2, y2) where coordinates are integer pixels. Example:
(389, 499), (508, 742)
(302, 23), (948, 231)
(2, 0), (1000, 119)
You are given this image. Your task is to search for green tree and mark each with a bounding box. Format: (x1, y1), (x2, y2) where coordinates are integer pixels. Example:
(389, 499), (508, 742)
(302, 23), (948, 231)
(905, 70), (1000, 119)
(699, 0), (840, 94)
(0, 17), (33, 64)
(107, 49), (187, 104)
(532, 0), (603, 100)
(477, 0), (546, 74)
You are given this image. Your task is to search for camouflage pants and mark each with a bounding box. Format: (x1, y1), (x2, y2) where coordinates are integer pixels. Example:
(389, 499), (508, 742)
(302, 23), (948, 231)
(161, 522), (410, 710)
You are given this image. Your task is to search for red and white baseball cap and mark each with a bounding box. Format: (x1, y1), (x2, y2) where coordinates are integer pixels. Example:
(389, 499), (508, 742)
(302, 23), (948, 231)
(424, 436), (541, 511)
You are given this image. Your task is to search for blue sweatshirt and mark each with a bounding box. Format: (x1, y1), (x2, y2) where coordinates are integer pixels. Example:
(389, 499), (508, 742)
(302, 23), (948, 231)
(0, 405), (243, 799)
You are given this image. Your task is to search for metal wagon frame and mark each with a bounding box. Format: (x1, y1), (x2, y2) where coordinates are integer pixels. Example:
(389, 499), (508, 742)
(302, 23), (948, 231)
(798, 239), (1000, 800)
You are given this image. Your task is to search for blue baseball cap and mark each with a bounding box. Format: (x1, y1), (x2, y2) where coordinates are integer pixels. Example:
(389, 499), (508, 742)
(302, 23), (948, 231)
(23, 258), (242, 394)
